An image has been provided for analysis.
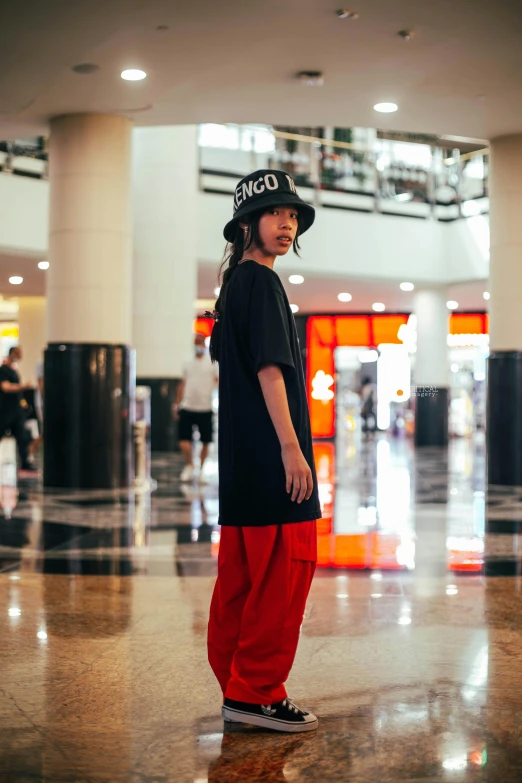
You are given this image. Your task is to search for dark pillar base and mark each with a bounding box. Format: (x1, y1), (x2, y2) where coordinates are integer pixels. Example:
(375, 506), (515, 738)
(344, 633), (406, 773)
(414, 387), (449, 447)
(44, 344), (134, 489)
(487, 351), (522, 485)
(136, 377), (181, 452)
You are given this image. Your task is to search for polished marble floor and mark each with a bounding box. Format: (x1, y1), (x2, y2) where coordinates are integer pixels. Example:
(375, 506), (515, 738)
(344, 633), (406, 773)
(2, 431), (522, 781)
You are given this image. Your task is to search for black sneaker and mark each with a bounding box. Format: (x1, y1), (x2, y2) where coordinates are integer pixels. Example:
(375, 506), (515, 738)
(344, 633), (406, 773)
(222, 697), (318, 733)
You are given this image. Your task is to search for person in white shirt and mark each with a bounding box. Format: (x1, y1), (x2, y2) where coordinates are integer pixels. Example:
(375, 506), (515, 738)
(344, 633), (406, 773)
(174, 332), (218, 482)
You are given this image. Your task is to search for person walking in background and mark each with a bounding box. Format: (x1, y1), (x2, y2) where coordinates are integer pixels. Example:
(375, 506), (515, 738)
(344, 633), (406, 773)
(207, 170), (321, 733)
(0, 346), (36, 472)
(174, 332), (218, 483)
(360, 375), (376, 434)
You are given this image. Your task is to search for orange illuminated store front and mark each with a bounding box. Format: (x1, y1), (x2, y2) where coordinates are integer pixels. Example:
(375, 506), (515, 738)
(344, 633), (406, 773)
(306, 312), (489, 439)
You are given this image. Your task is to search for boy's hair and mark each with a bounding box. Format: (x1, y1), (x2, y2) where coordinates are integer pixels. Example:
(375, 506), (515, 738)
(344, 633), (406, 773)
(209, 208), (302, 363)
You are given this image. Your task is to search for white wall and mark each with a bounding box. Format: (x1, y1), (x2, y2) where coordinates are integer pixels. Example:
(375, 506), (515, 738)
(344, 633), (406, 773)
(443, 214), (490, 282)
(0, 173), (49, 257)
(0, 166), (490, 286)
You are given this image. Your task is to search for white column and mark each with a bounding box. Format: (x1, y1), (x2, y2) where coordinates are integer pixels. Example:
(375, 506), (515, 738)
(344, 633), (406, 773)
(18, 296), (46, 385)
(489, 134), (522, 351)
(486, 133), (522, 484)
(413, 288), (449, 386)
(132, 126), (198, 378)
(47, 113), (133, 344)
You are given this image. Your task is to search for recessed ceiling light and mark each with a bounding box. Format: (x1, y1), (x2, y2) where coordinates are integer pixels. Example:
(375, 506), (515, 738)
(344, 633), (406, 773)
(446, 300), (458, 310)
(214, 286), (221, 297)
(9, 276), (23, 285)
(296, 71), (324, 87)
(400, 282), (414, 291)
(372, 302), (385, 312)
(290, 304), (300, 313)
(121, 69), (147, 81)
(289, 275), (304, 285)
(483, 291), (490, 300)
(374, 102), (398, 113)
(38, 261), (50, 270)
(338, 292), (352, 302)
(71, 63), (100, 75)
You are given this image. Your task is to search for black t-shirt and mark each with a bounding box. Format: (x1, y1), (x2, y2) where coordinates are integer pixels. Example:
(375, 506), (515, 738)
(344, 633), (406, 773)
(217, 260), (322, 527)
(0, 364), (21, 418)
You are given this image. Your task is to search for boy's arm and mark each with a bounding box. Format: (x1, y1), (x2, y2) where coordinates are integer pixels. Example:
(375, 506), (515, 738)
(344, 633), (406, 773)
(257, 364), (313, 504)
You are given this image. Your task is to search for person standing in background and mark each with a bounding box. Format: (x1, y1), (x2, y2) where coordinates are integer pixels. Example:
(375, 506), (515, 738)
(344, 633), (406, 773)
(174, 332), (218, 483)
(360, 375), (376, 434)
(0, 346), (36, 472)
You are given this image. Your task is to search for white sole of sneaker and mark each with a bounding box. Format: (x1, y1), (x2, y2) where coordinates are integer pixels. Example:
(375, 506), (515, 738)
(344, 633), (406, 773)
(222, 705), (318, 733)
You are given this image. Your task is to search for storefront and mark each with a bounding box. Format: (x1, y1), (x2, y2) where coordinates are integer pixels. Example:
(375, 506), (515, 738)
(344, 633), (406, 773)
(306, 312), (488, 439)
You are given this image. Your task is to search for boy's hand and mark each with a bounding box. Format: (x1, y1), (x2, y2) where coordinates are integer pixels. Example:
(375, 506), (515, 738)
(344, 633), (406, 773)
(281, 443), (313, 503)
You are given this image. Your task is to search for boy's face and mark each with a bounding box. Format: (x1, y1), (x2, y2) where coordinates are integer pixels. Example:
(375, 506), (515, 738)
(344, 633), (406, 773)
(257, 206), (299, 256)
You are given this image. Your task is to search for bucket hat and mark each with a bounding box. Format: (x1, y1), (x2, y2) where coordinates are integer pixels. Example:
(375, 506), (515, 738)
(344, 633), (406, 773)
(223, 169), (315, 242)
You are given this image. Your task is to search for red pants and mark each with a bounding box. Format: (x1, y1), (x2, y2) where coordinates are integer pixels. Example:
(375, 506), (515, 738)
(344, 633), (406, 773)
(208, 520), (317, 704)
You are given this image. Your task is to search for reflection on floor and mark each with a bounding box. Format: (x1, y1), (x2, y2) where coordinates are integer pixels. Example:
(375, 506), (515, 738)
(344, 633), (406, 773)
(2, 433), (522, 781)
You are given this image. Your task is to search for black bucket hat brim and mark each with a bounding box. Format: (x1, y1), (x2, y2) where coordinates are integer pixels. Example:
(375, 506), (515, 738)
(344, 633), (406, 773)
(223, 191), (315, 243)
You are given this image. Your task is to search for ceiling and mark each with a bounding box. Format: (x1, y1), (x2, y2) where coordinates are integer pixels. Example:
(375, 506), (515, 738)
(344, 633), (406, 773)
(1, 0), (522, 141)
(198, 263), (489, 314)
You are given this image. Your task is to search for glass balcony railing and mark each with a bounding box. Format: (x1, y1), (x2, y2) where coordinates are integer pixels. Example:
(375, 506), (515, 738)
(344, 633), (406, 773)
(0, 126), (489, 222)
(198, 123), (489, 222)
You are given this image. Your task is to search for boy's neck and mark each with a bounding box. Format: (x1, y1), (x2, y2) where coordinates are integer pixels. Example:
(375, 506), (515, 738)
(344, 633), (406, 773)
(241, 246), (276, 270)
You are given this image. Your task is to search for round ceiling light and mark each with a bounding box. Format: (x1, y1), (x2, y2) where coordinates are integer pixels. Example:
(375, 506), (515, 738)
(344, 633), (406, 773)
(446, 300), (459, 310)
(338, 292), (352, 302)
(289, 275), (304, 285)
(374, 102), (398, 113)
(372, 302), (386, 312)
(38, 261), (49, 270)
(483, 291), (490, 300)
(400, 282), (414, 291)
(290, 304), (300, 313)
(121, 69), (147, 81)
(9, 276), (23, 285)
